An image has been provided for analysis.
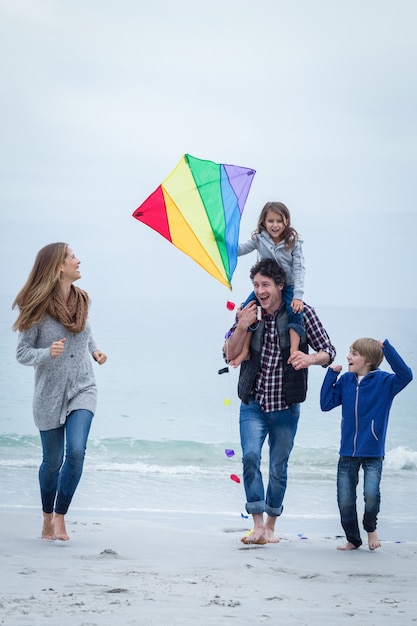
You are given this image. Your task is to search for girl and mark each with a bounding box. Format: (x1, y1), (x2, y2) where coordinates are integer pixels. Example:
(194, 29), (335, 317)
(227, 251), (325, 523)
(231, 202), (305, 367)
(13, 243), (107, 541)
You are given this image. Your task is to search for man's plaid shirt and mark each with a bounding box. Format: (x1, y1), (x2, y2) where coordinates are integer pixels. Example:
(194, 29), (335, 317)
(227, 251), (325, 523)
(227, 303), (336, 412)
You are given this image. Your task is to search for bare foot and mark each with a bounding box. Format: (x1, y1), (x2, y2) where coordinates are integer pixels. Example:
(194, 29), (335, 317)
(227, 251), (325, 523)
(240, 529), (268, 545)
(229, 351), (250, 368)
(264, 523), (279, 544)
(337, 541), (359, 551)
(53, 513), (70, 541)
(368, 531), (381, 551)
(41, 513), (55, 540)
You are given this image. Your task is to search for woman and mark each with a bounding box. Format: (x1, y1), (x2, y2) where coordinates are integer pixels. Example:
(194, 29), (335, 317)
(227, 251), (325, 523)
(13, 243), (107, 541)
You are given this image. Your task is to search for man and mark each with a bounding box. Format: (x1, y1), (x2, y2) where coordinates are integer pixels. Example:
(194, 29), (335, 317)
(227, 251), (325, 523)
(224, 259), (336, 545)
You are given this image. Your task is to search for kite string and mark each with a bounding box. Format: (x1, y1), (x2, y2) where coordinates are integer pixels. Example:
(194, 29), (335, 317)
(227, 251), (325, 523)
(222, 324), (237, 444)
(222, 309), (251, 520)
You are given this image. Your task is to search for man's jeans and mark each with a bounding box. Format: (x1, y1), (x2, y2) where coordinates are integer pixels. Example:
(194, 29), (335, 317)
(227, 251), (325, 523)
(39, 409), (93, 515)
(337, 456), (383, 548)
(239, 397), (300, 516)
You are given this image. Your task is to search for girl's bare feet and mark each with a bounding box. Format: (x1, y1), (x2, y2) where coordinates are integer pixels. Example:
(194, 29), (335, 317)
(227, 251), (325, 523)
(229, 349), (250, 368)
(41, 512), (55, 540)
(53, 513), (70, 541)
(368, 531), (381, 550)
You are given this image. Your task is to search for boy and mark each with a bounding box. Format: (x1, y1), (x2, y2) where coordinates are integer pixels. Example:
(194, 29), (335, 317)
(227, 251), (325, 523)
(320, 338), (412, 551)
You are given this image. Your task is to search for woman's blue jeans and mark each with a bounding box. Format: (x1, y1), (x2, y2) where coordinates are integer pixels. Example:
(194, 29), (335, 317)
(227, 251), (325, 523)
(239, 397), (300, 516)
(337, 456), (383, 548)
(39, 409), (93, 515)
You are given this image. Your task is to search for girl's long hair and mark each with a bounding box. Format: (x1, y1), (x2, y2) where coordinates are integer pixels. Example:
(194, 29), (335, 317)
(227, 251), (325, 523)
(12, 242), (68, 332)
(254, 202), (299, 250)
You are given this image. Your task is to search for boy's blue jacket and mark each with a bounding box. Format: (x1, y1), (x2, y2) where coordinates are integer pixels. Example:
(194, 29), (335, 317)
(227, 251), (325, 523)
(320, 340), (413, 457)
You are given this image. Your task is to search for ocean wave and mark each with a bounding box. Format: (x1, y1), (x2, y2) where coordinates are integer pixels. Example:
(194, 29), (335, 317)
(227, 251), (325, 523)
(1, 435), (415, 474)
(384, 446), (417, 471)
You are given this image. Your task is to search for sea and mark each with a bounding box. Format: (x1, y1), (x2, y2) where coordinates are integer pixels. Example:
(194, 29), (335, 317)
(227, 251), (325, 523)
(1, 294), (416, 539)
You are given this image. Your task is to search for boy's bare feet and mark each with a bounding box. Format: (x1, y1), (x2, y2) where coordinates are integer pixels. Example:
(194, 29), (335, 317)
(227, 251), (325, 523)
(337, 541), (359, 551)
(53, 513), (70, 541)
(367, 531), (381, 550)
(41, 512), (55, 540)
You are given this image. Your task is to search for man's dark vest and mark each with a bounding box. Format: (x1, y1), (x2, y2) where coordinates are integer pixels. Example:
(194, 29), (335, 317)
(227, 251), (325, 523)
(238, 303), (308, 406)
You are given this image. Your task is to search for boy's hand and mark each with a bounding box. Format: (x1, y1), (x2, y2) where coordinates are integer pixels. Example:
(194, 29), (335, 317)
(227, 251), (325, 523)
(330, 364), (342, 373)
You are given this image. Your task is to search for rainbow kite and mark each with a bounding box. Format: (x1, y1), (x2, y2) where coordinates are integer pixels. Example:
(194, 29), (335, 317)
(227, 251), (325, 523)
(132, 154), (256, 289)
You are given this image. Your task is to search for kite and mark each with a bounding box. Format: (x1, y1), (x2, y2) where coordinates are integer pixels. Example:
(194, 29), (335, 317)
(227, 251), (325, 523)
(132, 154), (256, 289)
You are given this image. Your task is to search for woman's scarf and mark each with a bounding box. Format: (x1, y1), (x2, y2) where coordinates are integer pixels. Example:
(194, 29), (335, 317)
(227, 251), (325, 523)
(48, 285), (89, 333)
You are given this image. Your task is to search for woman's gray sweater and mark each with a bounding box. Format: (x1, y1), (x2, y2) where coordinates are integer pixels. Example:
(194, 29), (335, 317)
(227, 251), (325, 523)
(16, 314), (99, 431)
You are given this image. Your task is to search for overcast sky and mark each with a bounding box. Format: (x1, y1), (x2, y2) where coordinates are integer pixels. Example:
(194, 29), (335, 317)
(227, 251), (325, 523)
(1, 0), (416, 310)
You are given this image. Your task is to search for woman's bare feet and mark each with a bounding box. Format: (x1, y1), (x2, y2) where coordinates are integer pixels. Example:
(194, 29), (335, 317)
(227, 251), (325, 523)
(41, 512), (55, 540)
(337, 541), (359, 551)
(368, 531), (381, 550)
(53, 513), (70, 541)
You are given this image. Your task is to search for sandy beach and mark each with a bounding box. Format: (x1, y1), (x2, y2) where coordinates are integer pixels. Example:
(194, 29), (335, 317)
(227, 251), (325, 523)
(0, 509), (416, 625)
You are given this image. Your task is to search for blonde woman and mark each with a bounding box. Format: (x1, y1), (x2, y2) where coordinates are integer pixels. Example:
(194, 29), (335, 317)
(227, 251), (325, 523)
(13, 243), (107, 541)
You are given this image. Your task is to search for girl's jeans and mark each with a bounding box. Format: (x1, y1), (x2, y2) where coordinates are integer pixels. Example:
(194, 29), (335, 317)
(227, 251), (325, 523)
(39, 409), (93, 515)
(239, 397), (300, 516)
(337, 456), (383, 548)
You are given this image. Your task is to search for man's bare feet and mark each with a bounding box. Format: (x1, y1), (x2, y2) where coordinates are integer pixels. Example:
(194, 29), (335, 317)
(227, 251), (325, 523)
(241, 514), (280, 545)
(264, 520), (279, 543)
(368, 531), (381, 550)
(41, 512), (55, 540)
(53, 513), (70, 541)
(337, 541), (359, 551)
(240, 528), (268, 545)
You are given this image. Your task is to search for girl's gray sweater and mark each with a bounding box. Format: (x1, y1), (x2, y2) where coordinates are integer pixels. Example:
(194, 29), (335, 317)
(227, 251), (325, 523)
(238, 232), (305, 300)
(16, 314), (98, 431)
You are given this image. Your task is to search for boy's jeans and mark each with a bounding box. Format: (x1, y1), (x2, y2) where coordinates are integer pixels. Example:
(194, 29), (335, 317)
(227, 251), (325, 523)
(39, 409), (93, 515)
(337, 456), (383, 548)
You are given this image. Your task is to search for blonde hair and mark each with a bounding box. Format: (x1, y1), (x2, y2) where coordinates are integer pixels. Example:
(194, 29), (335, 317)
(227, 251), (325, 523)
(12, 242), (68, 332)
(351, 338), (384, 370)
(254, 201), (299, 250)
